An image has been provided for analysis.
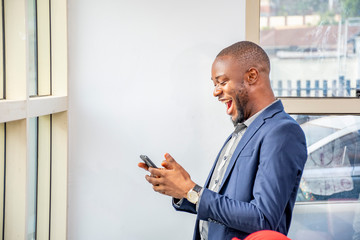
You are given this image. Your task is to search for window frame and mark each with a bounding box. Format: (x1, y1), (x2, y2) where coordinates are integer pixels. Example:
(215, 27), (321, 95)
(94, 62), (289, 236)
(0, 0), (68, 239)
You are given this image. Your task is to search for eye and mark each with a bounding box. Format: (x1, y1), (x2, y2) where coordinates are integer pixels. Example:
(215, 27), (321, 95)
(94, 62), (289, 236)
(219, 80), (227, 86)
(214, 79), (228, 88)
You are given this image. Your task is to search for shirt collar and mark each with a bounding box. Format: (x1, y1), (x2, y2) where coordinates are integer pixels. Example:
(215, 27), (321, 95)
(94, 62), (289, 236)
(241, 99), (279, 128)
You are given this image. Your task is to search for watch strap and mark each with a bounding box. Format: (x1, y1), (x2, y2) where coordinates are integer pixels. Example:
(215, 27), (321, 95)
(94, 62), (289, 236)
(193, 184), (202, 193)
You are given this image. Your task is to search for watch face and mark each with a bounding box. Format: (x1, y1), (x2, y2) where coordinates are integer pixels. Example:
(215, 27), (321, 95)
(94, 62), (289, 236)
(187, 190), (199, 204)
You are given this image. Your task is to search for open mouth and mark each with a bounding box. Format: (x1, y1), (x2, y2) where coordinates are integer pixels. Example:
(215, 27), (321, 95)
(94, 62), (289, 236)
(226, 100), (233, 115)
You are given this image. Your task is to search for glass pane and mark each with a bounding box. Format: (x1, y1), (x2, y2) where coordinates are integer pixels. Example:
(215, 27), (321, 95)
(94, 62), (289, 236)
(37, 0), (51, 96)
(27, 118), (37, 240)
(260, 0), (360, 98)
(294, 115), (360, 202)
(289, 115), (360, 240)
(0, 123), (4, 237)
(36, 115), (51, 239)
(289, 201), (360, 239)
(28, 0), (38, 96)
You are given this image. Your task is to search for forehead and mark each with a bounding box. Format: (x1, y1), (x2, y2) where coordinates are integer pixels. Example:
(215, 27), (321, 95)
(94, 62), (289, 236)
(211, 55), (242, 77)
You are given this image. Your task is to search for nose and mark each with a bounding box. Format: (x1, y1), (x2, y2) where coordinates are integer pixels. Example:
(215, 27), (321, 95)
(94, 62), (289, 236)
(213, 85), (222, 97)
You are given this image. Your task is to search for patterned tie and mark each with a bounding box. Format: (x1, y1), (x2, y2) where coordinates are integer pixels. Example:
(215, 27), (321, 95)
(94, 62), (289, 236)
(233, 123), (247, 136)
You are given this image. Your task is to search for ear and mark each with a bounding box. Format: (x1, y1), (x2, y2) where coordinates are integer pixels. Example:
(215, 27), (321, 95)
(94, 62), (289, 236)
(246, 67), (259, 85)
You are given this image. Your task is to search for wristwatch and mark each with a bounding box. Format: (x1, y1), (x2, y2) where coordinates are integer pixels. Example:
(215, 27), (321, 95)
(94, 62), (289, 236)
(186, 184), (202, 204)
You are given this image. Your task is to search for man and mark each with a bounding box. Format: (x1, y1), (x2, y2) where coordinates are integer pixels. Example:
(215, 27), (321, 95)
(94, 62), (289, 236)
(138, 41), (307, 240)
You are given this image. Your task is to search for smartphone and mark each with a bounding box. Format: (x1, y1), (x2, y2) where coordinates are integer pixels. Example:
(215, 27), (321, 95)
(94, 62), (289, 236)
(140, 155), (158, 168)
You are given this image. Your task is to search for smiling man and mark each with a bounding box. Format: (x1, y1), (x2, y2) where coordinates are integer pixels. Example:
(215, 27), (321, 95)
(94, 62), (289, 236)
(138, 41), (307, 240)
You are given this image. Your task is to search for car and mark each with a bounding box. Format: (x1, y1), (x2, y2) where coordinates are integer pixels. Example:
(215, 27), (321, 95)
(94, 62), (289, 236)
(288, 115), (360, 240)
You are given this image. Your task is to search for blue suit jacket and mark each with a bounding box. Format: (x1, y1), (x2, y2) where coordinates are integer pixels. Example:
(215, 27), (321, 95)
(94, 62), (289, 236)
(173, 100), (307, 240)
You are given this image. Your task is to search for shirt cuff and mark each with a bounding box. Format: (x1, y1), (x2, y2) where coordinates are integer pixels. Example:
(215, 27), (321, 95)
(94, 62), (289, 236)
(196, 187), (204, 211)
(173, 198), (184, 207)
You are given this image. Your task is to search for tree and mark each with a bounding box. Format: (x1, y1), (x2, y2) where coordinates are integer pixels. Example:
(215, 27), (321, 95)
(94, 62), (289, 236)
(272, 0), (329, 16)
(341, 0), (360, 18)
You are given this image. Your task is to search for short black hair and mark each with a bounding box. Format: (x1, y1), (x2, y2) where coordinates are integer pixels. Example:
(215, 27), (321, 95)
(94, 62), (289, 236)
(217, 41), (270, 72)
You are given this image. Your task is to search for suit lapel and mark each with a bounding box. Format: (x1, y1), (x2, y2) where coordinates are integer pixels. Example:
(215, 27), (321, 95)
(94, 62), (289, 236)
(218, 100), (284, 191)
(218, 119), (264, 190)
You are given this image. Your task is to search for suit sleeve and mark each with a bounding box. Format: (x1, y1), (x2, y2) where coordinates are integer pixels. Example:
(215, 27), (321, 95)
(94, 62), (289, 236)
(172, 198), (197, 214)
(196, 121), (307, 233)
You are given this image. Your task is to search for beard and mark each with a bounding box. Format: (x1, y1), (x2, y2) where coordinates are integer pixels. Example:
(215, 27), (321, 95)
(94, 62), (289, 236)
(231, 90), (249, 126)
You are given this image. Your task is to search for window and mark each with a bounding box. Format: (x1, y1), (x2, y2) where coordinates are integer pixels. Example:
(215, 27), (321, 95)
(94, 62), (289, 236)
(0, 1), (68, 239)
(27, 115), (52, 240)
(28, 0), (37, 97)
(259, 0), (360, 98)
(27, 117), (37, 239)
(291, 115), (360, 239)
(246, 1), (360, 239)
(293, 115), (360, 202)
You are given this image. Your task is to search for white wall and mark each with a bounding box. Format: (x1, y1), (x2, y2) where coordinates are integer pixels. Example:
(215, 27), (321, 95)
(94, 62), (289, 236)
(68, 1), (245, 239)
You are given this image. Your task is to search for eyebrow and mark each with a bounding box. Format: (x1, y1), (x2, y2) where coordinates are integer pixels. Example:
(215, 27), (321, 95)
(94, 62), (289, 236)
(211, 74), (226, 81)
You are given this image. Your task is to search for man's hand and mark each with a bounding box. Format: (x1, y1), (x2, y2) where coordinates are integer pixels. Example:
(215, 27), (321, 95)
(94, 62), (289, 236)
(139, 153), (195, 199)
(138, 162), (149, 171)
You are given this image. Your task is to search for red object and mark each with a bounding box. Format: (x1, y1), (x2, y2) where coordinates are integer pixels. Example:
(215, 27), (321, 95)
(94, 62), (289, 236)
(232, 230), (291, 240)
